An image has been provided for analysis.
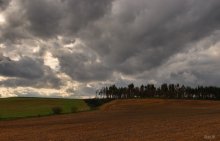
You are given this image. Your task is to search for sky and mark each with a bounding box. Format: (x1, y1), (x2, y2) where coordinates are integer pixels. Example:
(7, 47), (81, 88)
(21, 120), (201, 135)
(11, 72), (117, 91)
(0, 0), (220, 98)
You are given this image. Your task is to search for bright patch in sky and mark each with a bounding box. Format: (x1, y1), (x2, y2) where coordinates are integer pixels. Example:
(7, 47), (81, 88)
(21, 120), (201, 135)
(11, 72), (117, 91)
(209, 44), (220, 57)
(44, 52), (60, 71)
(0, 14), (6, 24)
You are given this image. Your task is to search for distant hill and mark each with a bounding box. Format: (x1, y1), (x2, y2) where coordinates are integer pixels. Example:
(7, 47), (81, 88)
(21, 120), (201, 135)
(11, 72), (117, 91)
(0, 97), (90, 119)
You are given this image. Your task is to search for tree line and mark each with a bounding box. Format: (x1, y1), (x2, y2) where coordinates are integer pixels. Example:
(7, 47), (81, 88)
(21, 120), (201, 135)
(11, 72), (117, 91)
(96, 83), (220, 100)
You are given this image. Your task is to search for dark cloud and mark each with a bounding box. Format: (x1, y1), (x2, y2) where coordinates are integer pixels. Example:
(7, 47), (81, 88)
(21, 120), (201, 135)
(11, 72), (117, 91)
(0, 0), (220, 97)
(0, 56), (62, 88)
(19, 0), (113, 39)
(53, 49), (112, 82)
(62, 0), (113, 35)
(0, 1), (29, 43)
(80, 0), (220, 75)
(0, 0), (113, 43)
(22, 0), (63, 38)
(0, 56), (44, 79)
(0, 74), (61, 88)
(0, 0), (11, 11)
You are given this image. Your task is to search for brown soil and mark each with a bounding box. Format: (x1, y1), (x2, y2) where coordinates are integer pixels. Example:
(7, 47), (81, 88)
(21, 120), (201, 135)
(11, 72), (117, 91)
(1, 99), (220, 141)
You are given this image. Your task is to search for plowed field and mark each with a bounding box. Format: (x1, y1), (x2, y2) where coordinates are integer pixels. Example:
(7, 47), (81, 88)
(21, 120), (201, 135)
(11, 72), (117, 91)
(1, 99), (220, 141)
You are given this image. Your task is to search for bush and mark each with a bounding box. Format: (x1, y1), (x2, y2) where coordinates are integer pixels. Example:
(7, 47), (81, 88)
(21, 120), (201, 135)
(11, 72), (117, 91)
(51, 107), (63, 115)
(84, 98), (114, 108)
(71, 106), (78, 113)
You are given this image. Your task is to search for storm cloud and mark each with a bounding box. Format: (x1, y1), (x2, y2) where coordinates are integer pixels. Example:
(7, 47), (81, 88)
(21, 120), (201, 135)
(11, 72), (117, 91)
(0, 0), (220, 97)
(20, 0), (114, 39)
(0, 0), (11, 11)
(0, 56), (44, 79)
(0, 55), (62, 88)
(80, 0), (220, 75)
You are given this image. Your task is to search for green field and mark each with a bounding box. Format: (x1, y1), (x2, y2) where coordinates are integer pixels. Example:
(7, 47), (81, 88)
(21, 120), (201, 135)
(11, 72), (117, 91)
(0, 97), (90, 119)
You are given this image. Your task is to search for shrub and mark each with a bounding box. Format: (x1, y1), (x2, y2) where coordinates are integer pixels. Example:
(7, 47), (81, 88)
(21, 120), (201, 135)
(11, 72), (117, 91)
(71, 106), (78, 113)
(84, 98), (113, 108)
(51, 107), (63, 115)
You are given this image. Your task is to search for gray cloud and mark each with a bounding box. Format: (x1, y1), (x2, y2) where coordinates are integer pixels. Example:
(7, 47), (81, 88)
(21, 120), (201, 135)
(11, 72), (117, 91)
(53, 48), (112, 82)
(0, 0), (113, 43)
(22, 0), (63, 39)
(134, 35), (220, 87)
(0, 56), (62, 88)
(0, 0), (11, 11)
(19, 0), (113, 39)
(80, 0), (220, 75)
(0, 56), (44, 79)
(0, 74), (62, 88)
(0, 0), (220, 97)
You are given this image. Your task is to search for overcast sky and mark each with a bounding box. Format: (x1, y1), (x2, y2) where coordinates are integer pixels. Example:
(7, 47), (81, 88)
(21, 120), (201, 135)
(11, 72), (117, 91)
(0, 0), (220, 98)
